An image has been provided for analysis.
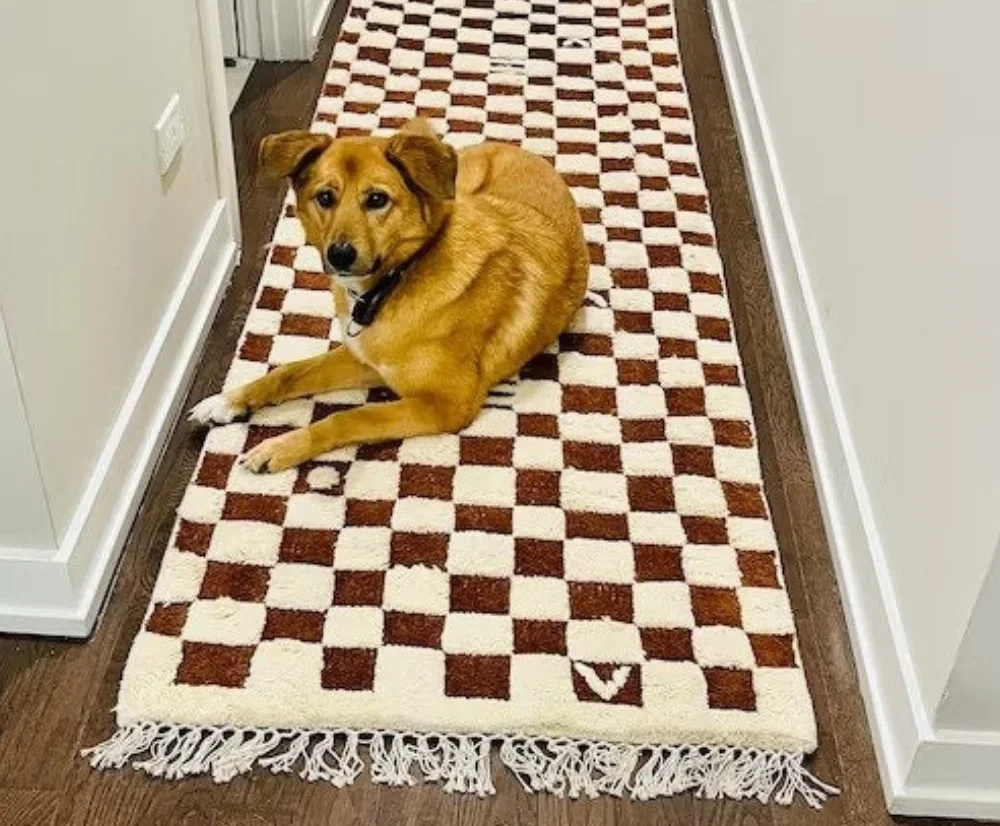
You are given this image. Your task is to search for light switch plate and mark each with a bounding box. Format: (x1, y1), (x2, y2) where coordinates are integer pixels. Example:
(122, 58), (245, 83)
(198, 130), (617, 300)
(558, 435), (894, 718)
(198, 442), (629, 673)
(154, 94), (185, 176)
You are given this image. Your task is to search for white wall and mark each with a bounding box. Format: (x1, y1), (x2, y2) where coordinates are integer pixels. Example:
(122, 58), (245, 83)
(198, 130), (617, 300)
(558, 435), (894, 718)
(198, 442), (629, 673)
(936, 534), (1000, 732)
(729, 0), (1000, 717)
(0, 0), (238, 634)
(0, 312), (54, 551)
(0, 0), (220, 543)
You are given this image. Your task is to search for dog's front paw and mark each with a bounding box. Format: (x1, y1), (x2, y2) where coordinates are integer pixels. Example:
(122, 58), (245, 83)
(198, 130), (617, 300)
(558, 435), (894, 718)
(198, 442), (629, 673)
(188, 393), (244, 427)
(240, 432), (306, 474)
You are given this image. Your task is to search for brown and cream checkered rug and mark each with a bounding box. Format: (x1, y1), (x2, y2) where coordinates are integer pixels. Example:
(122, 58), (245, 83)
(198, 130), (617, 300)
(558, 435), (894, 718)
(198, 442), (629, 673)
(86, 0), (835, 806)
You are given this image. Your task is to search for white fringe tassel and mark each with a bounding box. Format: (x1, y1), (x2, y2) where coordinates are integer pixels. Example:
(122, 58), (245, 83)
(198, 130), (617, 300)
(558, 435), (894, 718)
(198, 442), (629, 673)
(83, 725), (838, 807)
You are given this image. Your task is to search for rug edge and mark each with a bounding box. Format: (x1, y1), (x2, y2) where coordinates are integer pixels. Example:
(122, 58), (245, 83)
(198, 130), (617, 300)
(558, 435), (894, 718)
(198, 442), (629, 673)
(83, 723), (838, 807)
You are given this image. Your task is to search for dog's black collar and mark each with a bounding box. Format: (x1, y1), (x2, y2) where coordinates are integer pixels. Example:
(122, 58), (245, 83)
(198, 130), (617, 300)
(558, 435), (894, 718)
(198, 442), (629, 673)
(346, 266), (404, 336)
(346, 231), (443, 337)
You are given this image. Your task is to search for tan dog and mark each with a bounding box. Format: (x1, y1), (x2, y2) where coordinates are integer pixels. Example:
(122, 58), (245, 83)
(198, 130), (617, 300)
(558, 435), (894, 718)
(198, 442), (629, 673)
(190, 119), (589, 472)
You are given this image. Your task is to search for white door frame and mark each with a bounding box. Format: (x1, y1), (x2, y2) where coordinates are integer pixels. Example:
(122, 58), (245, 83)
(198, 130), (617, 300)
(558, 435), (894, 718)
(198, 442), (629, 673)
(217, 0), (240, 58)
(198, 0), (241, 248)
(236, 0), (337, 61)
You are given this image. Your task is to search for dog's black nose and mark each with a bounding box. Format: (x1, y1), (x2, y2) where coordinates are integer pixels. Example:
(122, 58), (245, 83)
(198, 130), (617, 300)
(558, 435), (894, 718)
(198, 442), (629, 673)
(327, 242), (357, 272)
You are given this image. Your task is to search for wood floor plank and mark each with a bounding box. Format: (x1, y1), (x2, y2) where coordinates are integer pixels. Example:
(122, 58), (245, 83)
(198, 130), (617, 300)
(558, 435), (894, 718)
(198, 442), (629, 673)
(60, 773), (269, 826)
(0, 636), (109, 790)
(0, 789), (59, 826)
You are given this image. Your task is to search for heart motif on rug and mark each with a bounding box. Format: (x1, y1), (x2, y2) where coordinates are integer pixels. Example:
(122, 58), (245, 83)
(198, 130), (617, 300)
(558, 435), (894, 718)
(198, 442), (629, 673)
(573, 663), (634, 702)
(305, 465), (342, 492)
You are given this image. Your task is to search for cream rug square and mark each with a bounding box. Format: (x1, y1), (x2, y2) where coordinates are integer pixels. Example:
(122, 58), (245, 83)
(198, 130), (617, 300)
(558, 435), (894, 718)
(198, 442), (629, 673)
(87, 0), (835, 807)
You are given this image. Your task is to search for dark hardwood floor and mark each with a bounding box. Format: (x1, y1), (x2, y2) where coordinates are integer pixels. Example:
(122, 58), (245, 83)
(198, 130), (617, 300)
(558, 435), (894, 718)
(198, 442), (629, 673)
(0, 2), (978, 824)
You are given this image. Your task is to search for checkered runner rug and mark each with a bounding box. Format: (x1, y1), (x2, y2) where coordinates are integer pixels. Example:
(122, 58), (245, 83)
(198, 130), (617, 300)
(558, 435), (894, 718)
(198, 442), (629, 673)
(86, 0), (835, 806)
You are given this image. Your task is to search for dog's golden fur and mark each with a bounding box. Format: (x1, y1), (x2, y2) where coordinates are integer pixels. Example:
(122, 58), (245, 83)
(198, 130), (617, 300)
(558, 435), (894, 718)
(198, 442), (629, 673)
(192, 119), (588, 472)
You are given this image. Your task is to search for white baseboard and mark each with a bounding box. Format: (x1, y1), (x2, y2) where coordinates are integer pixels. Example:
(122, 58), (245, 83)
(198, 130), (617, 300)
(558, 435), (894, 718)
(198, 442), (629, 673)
(896, 731), (1000, 819)
(0, 199), (237, 637)
(224, 58), (255, 112)
(708, 0), (1000, 819)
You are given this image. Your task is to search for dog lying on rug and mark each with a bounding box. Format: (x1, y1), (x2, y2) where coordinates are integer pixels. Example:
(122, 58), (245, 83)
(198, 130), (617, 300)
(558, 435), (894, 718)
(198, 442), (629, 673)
(190, 118), (589, 472)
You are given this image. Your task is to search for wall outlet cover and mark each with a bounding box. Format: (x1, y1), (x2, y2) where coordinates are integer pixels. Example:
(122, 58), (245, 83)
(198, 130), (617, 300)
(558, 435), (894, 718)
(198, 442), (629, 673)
(154, 94), (185, 176)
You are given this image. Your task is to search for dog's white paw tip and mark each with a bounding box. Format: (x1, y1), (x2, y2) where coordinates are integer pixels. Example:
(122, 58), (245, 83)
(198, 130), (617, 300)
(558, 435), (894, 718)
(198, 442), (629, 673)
(240, 448), (270, 474)
(188, 393), (239, 426)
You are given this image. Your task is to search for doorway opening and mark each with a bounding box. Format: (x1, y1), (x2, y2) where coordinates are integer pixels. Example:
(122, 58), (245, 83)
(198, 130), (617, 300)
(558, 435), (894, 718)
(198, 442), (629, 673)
(217, 0), (339, 109)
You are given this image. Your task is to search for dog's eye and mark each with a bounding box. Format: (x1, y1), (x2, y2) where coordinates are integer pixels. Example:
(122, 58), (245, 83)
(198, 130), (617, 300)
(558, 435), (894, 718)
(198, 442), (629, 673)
(315, 190), (336, 209)
(365, 190), (390, 210)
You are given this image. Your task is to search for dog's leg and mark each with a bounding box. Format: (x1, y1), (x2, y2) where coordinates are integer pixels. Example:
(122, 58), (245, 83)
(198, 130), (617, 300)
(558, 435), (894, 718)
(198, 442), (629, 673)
(241, 395), (479, 473)
(189, 346), (381, 425)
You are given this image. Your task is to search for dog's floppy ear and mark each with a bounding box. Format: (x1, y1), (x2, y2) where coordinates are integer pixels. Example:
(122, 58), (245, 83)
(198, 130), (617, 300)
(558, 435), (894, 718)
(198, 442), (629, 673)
(258, 131), (332, 183)
(386, 119), (457, 202)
